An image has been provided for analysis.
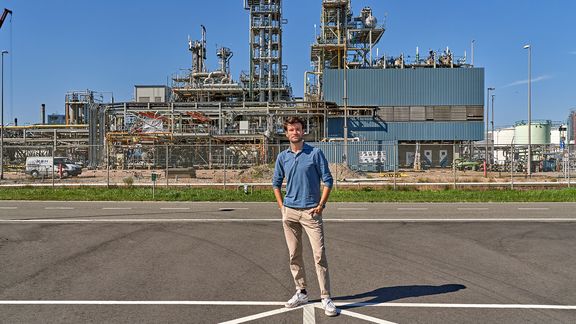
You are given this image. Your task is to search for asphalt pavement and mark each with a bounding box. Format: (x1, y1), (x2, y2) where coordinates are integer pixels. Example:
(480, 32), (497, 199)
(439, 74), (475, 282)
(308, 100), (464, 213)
(1, 201), (575, 323)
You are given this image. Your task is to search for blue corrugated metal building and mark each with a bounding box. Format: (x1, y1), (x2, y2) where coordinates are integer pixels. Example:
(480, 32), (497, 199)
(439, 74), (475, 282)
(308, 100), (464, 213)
(324, 68), (484, 107)
(321, 68), (485, 168)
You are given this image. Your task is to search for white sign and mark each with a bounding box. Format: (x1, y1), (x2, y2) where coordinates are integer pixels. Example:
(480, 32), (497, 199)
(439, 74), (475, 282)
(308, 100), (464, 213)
(359, 151), (387, 164)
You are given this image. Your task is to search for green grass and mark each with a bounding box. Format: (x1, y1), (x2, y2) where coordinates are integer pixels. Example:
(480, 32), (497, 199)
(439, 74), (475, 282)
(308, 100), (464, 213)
(1, 187), (576, 202)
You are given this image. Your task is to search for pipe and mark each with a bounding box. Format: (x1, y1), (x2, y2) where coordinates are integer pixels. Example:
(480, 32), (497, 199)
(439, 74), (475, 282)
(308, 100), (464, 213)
(41, 104), (46, 125)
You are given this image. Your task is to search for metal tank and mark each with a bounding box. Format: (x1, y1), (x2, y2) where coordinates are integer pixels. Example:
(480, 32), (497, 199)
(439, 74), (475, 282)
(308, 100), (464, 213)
(514, 120), (551, 144)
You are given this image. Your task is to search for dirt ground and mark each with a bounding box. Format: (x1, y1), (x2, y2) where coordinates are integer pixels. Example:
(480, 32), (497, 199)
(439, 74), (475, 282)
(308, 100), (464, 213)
(2, 163), (567, 186)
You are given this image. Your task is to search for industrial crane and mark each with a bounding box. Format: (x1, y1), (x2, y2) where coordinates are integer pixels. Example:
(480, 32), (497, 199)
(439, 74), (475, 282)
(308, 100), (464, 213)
(0, 8), (12, 30)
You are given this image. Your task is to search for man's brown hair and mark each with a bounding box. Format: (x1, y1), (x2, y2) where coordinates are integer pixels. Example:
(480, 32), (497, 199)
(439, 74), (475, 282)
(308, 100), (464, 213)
(283, 116), (304, 131)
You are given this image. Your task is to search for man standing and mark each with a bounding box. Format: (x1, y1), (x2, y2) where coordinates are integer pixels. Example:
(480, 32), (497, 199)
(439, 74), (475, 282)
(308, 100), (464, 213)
(272, 116), (338, 317)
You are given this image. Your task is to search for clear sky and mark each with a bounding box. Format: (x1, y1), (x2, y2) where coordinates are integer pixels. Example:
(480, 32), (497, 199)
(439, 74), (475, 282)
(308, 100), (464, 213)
(0, 0), (575, 127)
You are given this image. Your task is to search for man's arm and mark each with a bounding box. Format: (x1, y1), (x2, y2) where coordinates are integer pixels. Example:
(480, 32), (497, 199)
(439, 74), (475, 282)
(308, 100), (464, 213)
(272, 152), (285, 210)
(273, 187), (284, 209)
(311, 185), (331, 215)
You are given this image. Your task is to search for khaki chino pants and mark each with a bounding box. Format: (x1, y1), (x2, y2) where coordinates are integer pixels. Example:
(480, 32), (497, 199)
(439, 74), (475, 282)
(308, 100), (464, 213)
(282, 206), (331, 299)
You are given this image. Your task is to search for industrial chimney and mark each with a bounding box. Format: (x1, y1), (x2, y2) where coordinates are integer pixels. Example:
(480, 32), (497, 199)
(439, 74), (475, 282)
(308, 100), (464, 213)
(41, 104), (45, 125)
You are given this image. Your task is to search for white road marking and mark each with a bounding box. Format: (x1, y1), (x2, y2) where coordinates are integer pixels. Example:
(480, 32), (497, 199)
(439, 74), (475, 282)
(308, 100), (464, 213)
(338, 207), (368, 211)
(0, 301), (574, 310)
(1, 218), (576, 224)
(0, 207), (17, 209)
(160, 208), (190, 210)
(102, 208), (132, 210)
(338, 308), (397, 324)
(219, 307), (296, 324)
(518, 208), (549, 210)
(457, 208), (489, 211)
(303, 305), (316, 324)
(397, 207), (428, 211)
(44, 207), (74, 210)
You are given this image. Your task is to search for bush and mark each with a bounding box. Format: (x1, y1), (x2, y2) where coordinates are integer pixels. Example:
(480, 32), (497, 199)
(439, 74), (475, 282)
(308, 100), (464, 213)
(122, 176), (134, 187)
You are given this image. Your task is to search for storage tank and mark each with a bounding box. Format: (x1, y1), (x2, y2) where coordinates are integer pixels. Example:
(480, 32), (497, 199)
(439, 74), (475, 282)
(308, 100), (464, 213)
(514, 120), (551, 144)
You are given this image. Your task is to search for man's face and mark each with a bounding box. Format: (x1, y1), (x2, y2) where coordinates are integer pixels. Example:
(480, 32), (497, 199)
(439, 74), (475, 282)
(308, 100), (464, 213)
(285, 122), (303, 144)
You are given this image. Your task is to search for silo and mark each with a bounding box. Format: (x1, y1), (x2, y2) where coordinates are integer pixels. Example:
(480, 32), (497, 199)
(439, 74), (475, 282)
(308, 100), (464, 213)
(514, 120), (551, 144)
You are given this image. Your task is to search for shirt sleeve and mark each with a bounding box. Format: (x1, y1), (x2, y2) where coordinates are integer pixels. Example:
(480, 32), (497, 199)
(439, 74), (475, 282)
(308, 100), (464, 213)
(272, 152), (285, 189)
(315, 149), (333, 188)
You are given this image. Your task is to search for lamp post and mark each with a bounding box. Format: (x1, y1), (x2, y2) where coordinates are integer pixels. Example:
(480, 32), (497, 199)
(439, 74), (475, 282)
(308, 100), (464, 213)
(1, 50), (8, 181)
(471, 39), (475, 66)
(485, 87), (495, 175)
(523, 44), (532, 176)
(491, 94), (495, 165)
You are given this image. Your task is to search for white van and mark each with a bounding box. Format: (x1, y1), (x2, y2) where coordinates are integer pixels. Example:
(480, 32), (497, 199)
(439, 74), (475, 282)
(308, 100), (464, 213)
(25, 157), (83, 178)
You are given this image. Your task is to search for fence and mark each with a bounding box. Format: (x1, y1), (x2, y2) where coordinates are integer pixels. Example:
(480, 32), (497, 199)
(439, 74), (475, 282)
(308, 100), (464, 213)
(0, 142), (575, 188)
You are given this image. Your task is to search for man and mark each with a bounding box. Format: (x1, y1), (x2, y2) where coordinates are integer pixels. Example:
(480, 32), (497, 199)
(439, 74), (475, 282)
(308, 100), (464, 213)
(272, 116), (338, 317)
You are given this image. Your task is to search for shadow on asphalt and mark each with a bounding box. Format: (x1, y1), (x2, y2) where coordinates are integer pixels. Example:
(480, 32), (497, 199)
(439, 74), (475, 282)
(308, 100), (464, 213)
(331, 284), (466, 309)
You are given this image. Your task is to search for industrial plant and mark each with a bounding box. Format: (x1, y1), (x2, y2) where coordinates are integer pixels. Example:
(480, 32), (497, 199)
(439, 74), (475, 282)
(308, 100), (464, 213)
(0, 1), (572, 180)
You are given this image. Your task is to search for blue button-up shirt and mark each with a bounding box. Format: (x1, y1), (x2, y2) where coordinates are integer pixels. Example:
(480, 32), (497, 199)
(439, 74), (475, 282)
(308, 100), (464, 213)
(272, 143), (333, 208)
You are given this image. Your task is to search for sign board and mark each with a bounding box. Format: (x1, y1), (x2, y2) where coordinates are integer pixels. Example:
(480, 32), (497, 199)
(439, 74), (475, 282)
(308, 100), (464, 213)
(359, 151), (387, 164)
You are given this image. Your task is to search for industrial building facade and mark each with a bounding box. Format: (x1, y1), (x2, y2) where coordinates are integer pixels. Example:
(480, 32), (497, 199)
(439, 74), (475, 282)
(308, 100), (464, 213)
(322, 68), (485, 168)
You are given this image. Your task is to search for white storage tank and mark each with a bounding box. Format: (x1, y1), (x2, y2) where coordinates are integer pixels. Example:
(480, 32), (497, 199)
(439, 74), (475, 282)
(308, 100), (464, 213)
(514, 120), (551, 145)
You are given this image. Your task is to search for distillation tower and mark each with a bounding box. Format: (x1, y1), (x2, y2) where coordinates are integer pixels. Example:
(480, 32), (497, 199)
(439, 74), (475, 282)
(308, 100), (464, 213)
(243, 0), (292, 102)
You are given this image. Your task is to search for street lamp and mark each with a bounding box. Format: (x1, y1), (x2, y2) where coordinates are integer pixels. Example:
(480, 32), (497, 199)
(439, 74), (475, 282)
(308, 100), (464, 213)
(491, 94), (495, 165)
(523, 44), (531, 176)
(485, 87), (495, 174)
(1, 50), (8, 181)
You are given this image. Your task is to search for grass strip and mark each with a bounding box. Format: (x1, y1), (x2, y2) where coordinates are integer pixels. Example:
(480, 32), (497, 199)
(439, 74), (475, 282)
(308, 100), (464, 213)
(1, 187), (576, 202)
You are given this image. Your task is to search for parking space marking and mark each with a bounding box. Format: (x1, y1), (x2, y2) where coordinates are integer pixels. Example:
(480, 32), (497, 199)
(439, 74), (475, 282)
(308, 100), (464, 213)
(338, 308), (397, 324)
(44, 207), (75, 210)
(102, 208), (132, 210)
(397, 208), (429, 211)
(338, 208), (368, 211)
(303, 304), (316, 324)
(0, 207), (18, 209)
(518, 208), (550, 210)
(2, 218), (576, 224)
(160, 208), (191, 210)
(2, 300), (573, 324)
(457, 208), (489, 211)
(0, 301), (574, 309)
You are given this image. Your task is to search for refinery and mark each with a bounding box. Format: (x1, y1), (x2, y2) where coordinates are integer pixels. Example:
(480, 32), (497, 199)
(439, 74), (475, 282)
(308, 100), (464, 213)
(0, 1), (573, 178)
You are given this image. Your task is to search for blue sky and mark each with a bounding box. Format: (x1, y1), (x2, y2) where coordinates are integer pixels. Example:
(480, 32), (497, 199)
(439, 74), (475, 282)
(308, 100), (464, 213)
(0, 0), (575, 126)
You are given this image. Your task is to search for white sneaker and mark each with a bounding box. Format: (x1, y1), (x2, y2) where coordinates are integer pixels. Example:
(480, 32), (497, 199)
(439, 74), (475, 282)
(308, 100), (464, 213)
(322, 298), (338, 316)
(285, 291), (309, 308)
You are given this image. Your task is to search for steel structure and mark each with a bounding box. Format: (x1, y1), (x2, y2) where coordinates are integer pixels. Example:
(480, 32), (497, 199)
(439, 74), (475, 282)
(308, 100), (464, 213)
(172, 26), (245, 103)
(306, 0), (385, 100)
(243, 0), (291, 102)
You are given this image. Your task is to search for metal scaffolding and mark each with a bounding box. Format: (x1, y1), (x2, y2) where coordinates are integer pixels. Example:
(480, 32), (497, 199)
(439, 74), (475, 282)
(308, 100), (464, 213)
(306, 0), (385, 100)
(243, 0), (292, 102)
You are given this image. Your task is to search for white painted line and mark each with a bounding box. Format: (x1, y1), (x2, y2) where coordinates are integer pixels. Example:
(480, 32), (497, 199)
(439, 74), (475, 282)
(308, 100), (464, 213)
(1, 218), (576, 224)
(457, 208), (489, 211)
(338, 207), (368, 211)
(337, 308), (397, 324)
(44, 207), (74, 210)
(518, 208), (549, 210)
(0, 207), (18, 209)
(160, 208), (191, 210)
(336, 302), (576, 310)
(0, 301), (285, 306)
(219, 306), (296, 324)
(0, 301), (574, 310)
(303, 305), (315, 324)
(102, 208), (132, 210)
(397, 207), (428, 211)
